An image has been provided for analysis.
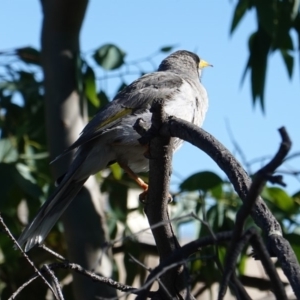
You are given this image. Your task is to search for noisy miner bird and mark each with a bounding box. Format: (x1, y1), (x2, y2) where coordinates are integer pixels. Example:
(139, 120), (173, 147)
(17, 50), (212, 252)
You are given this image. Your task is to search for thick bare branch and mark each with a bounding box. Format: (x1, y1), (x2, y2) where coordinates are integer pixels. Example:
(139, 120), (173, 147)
(140, 99), (191, 299)
(163, 117), (282, 234)
(161, 117), (300, 298)
(219, 127), (291, 299)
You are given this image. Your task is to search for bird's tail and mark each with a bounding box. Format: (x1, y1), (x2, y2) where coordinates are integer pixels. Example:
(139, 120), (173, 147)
(17, 167), (87, 252)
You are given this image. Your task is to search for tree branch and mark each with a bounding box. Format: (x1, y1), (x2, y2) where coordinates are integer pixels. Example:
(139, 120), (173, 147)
(219, 127), (291, 299)
(0, 213), (57, 300)
(140, 99), (191, 299)
(136, 231), (233, 299)
(161, 117), (300, 298)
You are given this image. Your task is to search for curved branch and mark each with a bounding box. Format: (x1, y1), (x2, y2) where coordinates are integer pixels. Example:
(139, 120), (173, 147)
(161, 117), (300, 298)
(219, 127), (291, 299)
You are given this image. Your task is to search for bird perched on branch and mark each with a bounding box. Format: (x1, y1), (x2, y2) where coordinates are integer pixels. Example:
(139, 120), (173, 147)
(17, 50), (212, 252)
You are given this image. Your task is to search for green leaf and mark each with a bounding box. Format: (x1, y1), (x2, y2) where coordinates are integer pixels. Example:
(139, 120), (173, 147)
(76, 55), (84, 96)
(255, 1), (276, 36)
(0, 163), (42, 210)
(237, 252), (247, 275)
(242, 29), (271, 111)
(160, 46), (175, 53)
(230, 0), (251, 34)
(262, 187), (295, 213)
(280, 50), (294, 78)
(16, 163), (36, 184)
(0, 139), (18, 163)
(291, 0), (300, 20)
(285, 233), (300, 262)
(83, 66), (100, 107)
(98, 90), (110, 108)
(292, 190), (300, 199)
(207, 203), (225, 229)
(117, 82), (127, 93)
(180, 171), (223, 192)
(110, 162), (123, 180)
(93, 44), (126, 70)
(217, 246), (227, 265)
(0, 81), (19, 92)
(16, 46), (40, 65)
(0, 164), (18, 208)
(108, 217), (118, 239)
(277, 32), (294, 51)
(210, 184), (223, 200)
(124, 245), (139, 286)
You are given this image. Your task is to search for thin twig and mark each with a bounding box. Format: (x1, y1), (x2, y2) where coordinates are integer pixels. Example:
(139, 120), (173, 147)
(250, 231), (287, 299)
(43, 264), (64, 300)
(128, 253), (173, 299)
(39, 244), (67, 261)
(136, 231), (233, 299)
(0, 213), (58, 299)
(8, 275), (39, 300)
(48, 262), (137, 294)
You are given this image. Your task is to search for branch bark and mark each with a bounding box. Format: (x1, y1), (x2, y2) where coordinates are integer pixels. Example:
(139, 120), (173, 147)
(40, 0), (115, 298)
(161, 117), (300, 298)
(139, 100), (193, 299)
(219, 127), (291, 299)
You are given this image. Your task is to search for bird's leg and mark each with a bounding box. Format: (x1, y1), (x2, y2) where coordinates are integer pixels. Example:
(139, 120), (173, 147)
(118, 163), (149, 201)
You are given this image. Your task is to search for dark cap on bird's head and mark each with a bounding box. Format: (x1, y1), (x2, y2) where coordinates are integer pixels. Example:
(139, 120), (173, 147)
(158, 50), (212, 77)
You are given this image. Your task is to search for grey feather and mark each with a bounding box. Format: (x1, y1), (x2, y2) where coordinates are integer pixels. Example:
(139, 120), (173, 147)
(17, 50), (210, 251)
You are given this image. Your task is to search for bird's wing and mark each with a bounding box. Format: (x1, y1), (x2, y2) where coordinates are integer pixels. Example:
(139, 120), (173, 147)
(52, 71), (184, 161)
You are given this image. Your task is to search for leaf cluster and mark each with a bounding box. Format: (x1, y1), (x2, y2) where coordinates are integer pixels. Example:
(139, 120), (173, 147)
(231, 0), (300, 111)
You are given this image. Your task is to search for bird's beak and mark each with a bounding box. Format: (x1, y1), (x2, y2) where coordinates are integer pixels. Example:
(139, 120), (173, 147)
(199, 59), (213, 69)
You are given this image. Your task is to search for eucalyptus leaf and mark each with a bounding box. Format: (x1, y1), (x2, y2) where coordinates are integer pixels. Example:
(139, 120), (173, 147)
(83, 65), (100, 107)
(98, 90), (110, 108)
(0, 139), (18, 163)
(243, 29), (271, 111)
(280, 50), (294, 78)
(262, 187), (295, 213)
(93, 44), (125, 70)
(16, 46), (40, 65)
(110, 162), (123, 180)
(180, 171), (223, 192)
(230, 0), (251, 34)
(160, 45), (175, 53)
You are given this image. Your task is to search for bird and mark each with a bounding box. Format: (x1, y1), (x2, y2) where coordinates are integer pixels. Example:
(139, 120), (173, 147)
(17, 50), (212, 252)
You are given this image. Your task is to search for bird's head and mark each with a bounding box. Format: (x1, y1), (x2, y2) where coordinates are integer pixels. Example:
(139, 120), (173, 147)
(158, 50), (212, 78)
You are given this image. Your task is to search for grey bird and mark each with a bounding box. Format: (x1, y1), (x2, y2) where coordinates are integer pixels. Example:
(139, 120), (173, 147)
(17, 50), (211, 252)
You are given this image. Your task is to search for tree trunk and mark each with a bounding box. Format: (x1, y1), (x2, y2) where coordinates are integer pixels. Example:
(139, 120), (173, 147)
(40, 0), (116, 298)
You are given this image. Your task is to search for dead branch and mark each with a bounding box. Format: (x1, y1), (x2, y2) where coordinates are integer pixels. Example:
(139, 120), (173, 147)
(219, 127), (291, 299)
(162, 117), (300, 298)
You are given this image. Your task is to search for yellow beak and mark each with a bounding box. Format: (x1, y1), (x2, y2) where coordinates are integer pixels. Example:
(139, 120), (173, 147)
(199, 59), (213, 69)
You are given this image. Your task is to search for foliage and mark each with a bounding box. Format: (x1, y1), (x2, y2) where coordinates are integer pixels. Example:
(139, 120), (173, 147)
(231, 0), (300, 111)
(0, 44), (300, 298)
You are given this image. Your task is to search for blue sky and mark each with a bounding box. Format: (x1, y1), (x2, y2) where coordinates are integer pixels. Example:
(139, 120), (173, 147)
(1, 0), (300, 195)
